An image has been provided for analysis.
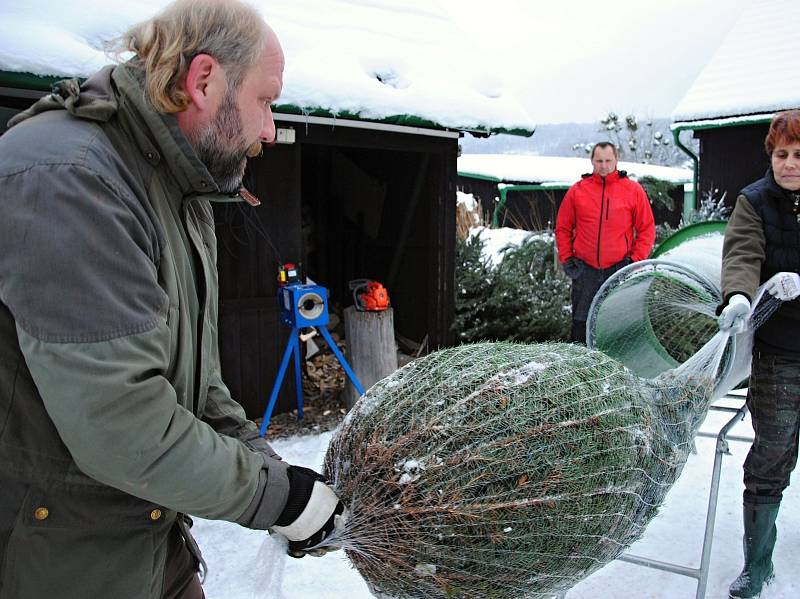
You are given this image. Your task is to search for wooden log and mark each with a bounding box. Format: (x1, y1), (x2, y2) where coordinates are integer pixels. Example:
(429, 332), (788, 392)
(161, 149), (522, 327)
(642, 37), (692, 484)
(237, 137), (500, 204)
(343, 306), (398, 409)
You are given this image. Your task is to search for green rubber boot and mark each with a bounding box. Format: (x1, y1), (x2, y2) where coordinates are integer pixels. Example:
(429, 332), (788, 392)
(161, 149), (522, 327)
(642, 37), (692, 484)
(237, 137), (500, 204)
(728, 501), (779, 598)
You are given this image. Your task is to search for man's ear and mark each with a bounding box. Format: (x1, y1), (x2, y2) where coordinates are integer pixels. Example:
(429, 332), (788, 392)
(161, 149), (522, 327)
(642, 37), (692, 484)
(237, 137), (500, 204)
(182, 53), (226, 113)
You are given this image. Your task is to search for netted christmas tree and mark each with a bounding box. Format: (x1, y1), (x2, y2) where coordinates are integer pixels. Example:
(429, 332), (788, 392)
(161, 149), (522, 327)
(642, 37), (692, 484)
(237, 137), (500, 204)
(323, 341), (714, 599)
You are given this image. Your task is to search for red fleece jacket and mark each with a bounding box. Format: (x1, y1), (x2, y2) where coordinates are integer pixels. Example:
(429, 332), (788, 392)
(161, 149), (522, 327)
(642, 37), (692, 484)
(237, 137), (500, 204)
(555, 170), (655, 269)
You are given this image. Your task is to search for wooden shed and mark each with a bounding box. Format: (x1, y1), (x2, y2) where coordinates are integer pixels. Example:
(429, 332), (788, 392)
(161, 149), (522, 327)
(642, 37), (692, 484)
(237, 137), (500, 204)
(0, 1), (535, 419)
(671, 0), (800, 208)
(457, 154), (692, 231)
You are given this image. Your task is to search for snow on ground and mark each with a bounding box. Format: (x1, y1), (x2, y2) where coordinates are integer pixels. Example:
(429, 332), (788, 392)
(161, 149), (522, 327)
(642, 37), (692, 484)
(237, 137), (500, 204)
(193, 432), (371, 599)
(457, 154), (693, 186)
(192, 400), (800, 599)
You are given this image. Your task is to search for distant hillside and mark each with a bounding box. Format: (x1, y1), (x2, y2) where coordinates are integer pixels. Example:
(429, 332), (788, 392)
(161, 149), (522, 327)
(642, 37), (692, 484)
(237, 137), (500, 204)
(461, 118), (697, 168)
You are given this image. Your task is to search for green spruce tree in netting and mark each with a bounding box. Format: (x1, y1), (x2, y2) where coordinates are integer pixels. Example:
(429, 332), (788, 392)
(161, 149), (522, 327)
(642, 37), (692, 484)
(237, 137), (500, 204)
(323, 341), (715, 599)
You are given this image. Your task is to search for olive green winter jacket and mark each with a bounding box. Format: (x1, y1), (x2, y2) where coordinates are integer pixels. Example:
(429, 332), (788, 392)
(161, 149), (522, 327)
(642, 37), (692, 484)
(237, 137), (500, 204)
(0, 64), (289, 599)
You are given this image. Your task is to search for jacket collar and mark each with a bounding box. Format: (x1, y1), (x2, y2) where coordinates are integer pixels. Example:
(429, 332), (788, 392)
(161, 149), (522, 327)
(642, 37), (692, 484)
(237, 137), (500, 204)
(587, 170), (623, 184)
(114, 64), (261, 204)
(762, 167), (800, 210)
(765, 167), (787, 196)
(111, 64), (220, 198)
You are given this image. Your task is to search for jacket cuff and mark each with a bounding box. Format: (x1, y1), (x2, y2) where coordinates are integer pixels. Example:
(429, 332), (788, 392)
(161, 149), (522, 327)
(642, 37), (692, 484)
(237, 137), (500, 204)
(238, 427), (283, 461)
(235, 456), (290, 530)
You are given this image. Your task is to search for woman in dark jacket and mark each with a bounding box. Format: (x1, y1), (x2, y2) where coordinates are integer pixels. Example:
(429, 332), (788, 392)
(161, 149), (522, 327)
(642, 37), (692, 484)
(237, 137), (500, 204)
(717, 109), (800, 598)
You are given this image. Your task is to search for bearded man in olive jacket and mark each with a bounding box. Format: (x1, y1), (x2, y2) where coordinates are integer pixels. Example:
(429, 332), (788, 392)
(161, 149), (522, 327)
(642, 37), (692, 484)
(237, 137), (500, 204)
(0, 2), (346, 598)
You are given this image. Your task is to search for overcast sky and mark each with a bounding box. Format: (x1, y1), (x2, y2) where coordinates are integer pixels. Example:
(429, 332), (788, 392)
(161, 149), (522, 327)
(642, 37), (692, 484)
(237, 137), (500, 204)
(440, 0), (752, 124)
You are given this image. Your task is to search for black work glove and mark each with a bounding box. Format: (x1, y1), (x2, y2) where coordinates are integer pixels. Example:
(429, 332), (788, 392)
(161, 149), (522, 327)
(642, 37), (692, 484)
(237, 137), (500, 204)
(562, 257), (586, 280)
(272, 466), (348, 558)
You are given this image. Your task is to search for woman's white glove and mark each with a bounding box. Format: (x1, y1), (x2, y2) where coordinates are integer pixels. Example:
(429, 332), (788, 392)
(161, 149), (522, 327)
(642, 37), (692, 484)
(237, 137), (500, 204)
(718, 294), (751, 334)
(764, 272), (800, 301)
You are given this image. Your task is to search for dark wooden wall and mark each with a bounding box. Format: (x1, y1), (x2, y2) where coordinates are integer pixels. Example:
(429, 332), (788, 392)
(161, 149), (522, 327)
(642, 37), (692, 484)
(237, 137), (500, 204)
(214, 123), (457, 418)
(696, 124), (770, 206)
(497, 189), (566, 231)
(213, 144), (301, 420)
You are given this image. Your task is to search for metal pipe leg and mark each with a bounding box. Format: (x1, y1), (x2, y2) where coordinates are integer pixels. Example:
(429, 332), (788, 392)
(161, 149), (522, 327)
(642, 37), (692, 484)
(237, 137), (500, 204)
(259, 329), (299, 437)
(695, 404), (748, 599)
(293, 332), (304, 420)
(318, 326), (365, 396)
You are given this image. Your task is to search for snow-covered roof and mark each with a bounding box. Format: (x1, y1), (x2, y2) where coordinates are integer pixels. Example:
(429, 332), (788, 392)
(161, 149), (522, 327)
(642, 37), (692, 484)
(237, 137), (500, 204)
(672, 0), (800, 123)
(0, 0), (535, 134)
(458, 154), (693, 186)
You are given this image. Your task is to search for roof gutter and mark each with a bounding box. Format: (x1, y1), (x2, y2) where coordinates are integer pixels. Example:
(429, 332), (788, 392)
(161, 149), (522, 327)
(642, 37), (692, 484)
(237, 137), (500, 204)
(671, 113), (775, 221)
(670, 126), (699, 222)
(275, 112), (460, 139)
(272, 103), (534, 138)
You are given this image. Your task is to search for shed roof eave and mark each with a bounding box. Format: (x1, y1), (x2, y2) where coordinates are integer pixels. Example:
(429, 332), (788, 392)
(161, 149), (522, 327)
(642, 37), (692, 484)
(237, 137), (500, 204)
(457, 172), (573, 190)
(0, 71), (535, 137)
(671, 111), (785, 132)
(457, 171), (504, 183)
(272, 103), (534, 137)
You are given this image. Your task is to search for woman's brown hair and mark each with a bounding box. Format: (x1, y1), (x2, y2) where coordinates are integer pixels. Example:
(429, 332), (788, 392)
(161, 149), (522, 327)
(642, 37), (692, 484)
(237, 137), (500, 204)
(765, 110), (800, 154)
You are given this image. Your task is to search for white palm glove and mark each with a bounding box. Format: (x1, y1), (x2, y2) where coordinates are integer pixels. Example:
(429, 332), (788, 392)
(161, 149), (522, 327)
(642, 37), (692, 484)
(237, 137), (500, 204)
(272, 466), (348, 558)
(718, 294), (751, 334)
(764, 272), (800, 301)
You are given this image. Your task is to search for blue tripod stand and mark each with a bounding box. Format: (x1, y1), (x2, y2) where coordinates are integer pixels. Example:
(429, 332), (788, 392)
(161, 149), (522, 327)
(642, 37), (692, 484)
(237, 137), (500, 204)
(259, 281), (365, 437)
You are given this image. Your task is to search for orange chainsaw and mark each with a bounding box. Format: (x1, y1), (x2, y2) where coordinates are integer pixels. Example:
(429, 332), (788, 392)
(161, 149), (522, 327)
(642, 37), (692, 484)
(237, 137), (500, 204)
(349, 279), (390, 312)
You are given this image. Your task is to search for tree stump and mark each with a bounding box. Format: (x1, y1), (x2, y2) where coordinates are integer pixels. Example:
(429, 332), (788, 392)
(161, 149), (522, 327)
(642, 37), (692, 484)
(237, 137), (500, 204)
(343, 306), (398, 409)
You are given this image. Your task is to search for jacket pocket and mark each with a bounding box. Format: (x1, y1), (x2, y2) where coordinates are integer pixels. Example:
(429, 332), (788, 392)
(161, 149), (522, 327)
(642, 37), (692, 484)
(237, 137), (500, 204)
(0, 487), (173, 599)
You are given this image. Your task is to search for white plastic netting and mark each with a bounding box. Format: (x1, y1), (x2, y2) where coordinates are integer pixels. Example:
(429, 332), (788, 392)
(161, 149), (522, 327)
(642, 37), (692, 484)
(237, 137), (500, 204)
(587, 233), (779, 398)
(316, 233), (781, 599)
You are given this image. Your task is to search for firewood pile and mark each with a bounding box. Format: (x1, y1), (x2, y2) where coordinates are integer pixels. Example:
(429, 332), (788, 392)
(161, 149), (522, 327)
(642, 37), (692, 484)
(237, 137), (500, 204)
(257, 340), (348, 439)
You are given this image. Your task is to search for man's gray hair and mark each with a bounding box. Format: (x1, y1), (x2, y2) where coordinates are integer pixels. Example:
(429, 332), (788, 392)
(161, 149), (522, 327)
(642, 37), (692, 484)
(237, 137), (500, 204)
(110, 0), (268, 113)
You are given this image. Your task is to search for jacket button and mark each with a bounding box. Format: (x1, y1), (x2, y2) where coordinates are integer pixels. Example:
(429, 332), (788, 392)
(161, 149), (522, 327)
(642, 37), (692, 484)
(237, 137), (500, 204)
(150, 509), (162, 521)
(34, 507), (49, 521)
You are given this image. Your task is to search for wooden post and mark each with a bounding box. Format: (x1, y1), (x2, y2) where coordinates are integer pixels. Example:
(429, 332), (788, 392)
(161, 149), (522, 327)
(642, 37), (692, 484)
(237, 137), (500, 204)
(343, 306), (398, 409)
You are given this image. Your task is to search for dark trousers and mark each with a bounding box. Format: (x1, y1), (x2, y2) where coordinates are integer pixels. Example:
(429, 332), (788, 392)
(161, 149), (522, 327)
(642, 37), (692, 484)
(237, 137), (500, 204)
(743, 352), (800, 503)
(163, 524), (205, 599)
(570, 260), (628, 344)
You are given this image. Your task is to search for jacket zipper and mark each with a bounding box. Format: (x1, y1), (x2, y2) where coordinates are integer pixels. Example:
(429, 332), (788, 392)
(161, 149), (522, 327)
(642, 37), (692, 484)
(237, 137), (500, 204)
(596, 176), (606, 266)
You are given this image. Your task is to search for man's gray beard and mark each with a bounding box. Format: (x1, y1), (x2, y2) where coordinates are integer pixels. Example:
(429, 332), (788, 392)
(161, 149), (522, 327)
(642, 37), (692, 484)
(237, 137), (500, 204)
(189, 90), (249, 194)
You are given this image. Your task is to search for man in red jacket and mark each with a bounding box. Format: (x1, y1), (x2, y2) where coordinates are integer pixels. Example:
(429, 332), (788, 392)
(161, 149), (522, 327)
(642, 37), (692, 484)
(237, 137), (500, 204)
(555, 142), (656, 343)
